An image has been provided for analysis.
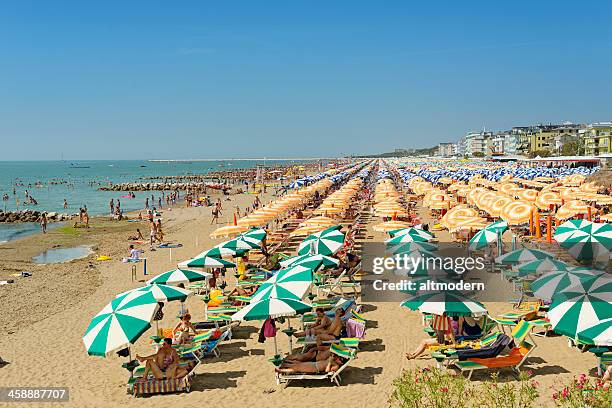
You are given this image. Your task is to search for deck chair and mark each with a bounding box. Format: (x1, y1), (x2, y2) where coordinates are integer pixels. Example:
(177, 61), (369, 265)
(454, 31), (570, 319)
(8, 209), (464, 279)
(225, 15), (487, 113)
(428, 331), (502, 353)
(317, 270), (360, 298)
(130, 345), (200, 396)
(453, 320), (537, 379)
(275, 344), (357, 386)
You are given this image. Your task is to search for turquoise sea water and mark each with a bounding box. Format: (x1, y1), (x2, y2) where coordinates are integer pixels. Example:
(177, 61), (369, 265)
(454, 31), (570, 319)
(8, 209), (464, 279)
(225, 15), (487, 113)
(0, 159), (302, 242)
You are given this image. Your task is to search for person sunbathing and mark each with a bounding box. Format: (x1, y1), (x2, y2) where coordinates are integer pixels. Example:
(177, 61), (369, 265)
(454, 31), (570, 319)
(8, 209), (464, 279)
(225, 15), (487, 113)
(315, 308), (345, 345)
(406, 314), (456, 360)
(293, 308), (331, 338)
(283, 345), (331, 365)
(173, 314), (198, 344)
(275, 355), (342, 375)
(136, 338), (180, 379)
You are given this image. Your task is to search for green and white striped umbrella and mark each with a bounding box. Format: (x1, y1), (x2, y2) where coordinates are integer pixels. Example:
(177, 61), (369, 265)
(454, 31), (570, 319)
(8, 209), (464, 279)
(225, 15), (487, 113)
(241, 228), (267, 244)
(388, 241), (438, 255)
(548, 274), (612, 344)
(298, 226), (345, 256)
(531, 268), (607, 301)
(468, 221), (508, 251)
(197, 246), (247, 259)
(512, 258), (572, 277)
(83, 291), (159, 356)
(386, 228), (434, 245)
(179, 254), (236, 268)
(250, 265), (314, 302)
(389, 227), (435, 240)
(495, 248), (554, 265)
(231, 297), (312, 321)
(146, 268), (211, 286)
(279, 254), (340, 270)
(401, 291), (487, 317)
(576, 318), (612, 346)
(118, 284), (193, 302)
(222, 228), (267, 251)
(554, 220), (612, 261)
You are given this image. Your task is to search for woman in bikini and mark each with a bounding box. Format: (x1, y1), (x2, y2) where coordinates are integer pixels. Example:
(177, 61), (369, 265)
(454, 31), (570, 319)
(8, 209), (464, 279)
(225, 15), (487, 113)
(173, 314), (198, 344)
(136, 338), (179, 379)
(275, 354), (343, 375)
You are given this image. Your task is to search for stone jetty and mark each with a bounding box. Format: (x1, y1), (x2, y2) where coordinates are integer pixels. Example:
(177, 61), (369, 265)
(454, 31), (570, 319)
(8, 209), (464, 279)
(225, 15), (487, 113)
(0, 210), (72, 223)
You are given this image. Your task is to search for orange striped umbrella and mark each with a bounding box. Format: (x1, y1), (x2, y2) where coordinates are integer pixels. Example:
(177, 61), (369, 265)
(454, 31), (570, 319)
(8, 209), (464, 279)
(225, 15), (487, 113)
(489, 196), (514, 217)
(555, 200), (597, 220)
(535, 191), (562, 210)
(500, 200), (535, 225)
(515, 189), (539, 202)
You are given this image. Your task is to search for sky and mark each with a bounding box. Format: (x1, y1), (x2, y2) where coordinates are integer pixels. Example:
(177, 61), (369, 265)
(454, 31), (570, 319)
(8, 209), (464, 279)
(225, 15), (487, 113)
(1, 1), (611, 160)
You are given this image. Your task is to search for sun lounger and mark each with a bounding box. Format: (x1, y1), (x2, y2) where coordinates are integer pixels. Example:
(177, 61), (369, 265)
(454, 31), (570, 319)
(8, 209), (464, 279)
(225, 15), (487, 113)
(453, 320), (537, 379)
(275, 344), (357, 386)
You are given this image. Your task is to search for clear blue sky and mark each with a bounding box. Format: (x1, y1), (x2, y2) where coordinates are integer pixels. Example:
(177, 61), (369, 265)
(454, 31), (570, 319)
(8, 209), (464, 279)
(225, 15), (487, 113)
(1, 1), (611, 160)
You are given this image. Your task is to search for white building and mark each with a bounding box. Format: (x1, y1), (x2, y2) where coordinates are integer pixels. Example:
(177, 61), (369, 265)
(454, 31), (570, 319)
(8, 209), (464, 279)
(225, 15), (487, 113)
(464, 131), (492, 156)
(437, 142), (456, 157)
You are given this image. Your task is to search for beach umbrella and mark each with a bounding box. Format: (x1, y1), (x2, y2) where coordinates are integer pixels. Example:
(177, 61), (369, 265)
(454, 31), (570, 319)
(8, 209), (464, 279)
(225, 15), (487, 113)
(388, 241), (438, 254)
(576, 318), (612, 347)
(117, 283), (193, 302)
(240, 228), (267, 244)
(554, 220), (612, 261)
(548, 274), (612, 344)
(179, 254), (236, 269)
(401, 291), (487, 317)
(198, 246), (247, 259)
(373, 221), (412, 232)
(216, 239), (254, 253)
(512, 258), (572, 276)
(389, 227), (436, 241)
(531, 268), (607, 301)
(250, 265), (314, 302)
(297, 226), (345, 256)
(500, 200), (535, 225)
(467, 220), (508, 251)
(385, 230), (433, 246)
(279, 254), (340, 270)
(495, 248), (554, 265)
(210, 225), (249, 238)
(231, 297), (312, 321)
(83, 291), (159, 357)
(146, 268), (211, 286)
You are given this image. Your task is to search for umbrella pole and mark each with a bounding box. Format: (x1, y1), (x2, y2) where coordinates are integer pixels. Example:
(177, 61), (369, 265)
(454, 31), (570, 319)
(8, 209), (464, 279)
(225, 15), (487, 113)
(288, 318), (293, 353)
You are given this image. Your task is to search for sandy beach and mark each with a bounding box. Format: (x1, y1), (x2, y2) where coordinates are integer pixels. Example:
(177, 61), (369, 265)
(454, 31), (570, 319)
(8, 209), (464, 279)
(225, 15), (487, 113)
(0, 182), (602, 408)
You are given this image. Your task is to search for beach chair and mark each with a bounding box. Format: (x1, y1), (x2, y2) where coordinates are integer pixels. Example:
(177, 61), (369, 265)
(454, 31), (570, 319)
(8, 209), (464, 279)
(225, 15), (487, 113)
(317, 270), (360, 298)
(275, 344), (357, 386)
(453, 320), (537, 379)
(130, 345), (201, 396)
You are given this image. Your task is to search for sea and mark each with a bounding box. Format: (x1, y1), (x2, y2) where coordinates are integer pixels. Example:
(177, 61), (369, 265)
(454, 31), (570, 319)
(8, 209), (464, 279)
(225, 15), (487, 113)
(0, 159), (307, 243)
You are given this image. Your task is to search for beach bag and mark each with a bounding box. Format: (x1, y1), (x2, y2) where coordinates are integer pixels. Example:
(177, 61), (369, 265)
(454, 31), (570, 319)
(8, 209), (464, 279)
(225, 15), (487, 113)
(263, 318), (277, 338)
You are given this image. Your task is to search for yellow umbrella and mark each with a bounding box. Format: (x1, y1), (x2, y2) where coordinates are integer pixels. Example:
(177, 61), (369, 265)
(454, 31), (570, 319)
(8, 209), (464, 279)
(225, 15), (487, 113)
(535, 191), (562, 210)
(555, 200), (597, 220)
(515, 189), (539, 202)
(372, 221), (411, 232)
(290, 225), (330, 236)
(210, 225), (249, 238)
(489, 196), (514, 217)
(500, 200), (535, 225)
(300, 216), (336, 226)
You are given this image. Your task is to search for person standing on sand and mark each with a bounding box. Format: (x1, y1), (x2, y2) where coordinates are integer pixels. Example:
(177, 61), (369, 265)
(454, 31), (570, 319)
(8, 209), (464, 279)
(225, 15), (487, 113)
(40, 212), (47, 234)
(211, 206), (219, 224)
(149, 221), (157, 246)
(83, 208), (90, 228)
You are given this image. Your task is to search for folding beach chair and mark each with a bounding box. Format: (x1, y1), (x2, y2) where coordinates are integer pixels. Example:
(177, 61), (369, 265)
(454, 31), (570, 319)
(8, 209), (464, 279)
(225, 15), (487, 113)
(275, 344), (357, 386)
(453, 320), (537, 379)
